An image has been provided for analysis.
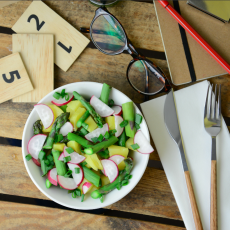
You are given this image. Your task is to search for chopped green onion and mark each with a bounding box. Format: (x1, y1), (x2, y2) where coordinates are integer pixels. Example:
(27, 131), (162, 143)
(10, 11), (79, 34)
(122, 179), (129, 186)
(59, 104), (67, 112)
(84, 148), (94, 155)
(80, 161), (87, 167)
(66, 147), (74, 154)
(131, 143), (140, 150)
(97, 134), (104, 142)
(116, 183), (122, 190)
(91, 137), (98, 143)
(72, 191), (77, 198)
(50, 161), (55, 166)
(75, 188), (81, 197)
(63, 156), (71, 163)
(109, 129), (117, 136)
(53, 92), (61, 100)
(75, 168), (80, 174)
(135, 114), (143, 125)
(82, 122), (89, 130)
(44, 159), (50, 165)
(80, 128), (88, 136)
(61, 89), (66, 98)
(104, 131), (110, 139)
(65, 93), (69, 101)
(81, 194), (85, 202)
(100, 195), (104, 203)
(55, 134), (64, 143)
(41, 160), (47, 175)
(38, 150), (46, 160)
(25, 154), (32, 161)
(64, 170), (72, 178)
(97, 149), (109, 159)
(46, 179), (52, 188)
(125, 174), (133, 180)
(119, 120), (128, 128)
(47, 154), (53, 162)
(135, 123), (140, 130)
(109, 99), (114, 107)
(129, 175), (133, 179)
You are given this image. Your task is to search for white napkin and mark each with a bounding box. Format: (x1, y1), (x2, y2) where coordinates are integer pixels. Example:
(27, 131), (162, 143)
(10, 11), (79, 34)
(141, 80), (230, 230)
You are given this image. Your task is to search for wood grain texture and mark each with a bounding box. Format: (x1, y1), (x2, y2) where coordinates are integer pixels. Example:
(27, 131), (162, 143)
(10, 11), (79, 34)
(12, 1), (89, 72)
(12, 34), (54, 102)
(211, 160), (217, 230)
(0, 52), (33, 103)
(0, 201), (185, 230)
(184, 171), (203, 230)
(0, 145), (182, 220)
(0, 1), (20, 9)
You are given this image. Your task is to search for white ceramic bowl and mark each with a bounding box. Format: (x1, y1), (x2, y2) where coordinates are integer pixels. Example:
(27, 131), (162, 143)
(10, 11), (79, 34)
(22, 82), (150, 210)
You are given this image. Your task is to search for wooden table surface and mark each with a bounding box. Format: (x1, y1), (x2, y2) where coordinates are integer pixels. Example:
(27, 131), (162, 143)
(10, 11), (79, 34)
(0, 1), (230, 229)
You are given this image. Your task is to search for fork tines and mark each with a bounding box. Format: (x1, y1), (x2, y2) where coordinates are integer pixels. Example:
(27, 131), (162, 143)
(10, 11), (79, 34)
(204, 83), (221, 120)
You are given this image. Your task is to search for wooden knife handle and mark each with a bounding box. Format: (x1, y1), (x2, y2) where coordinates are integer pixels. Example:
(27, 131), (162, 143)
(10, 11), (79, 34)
(211, 160), (217, 230)
(184, 171), (203, 230)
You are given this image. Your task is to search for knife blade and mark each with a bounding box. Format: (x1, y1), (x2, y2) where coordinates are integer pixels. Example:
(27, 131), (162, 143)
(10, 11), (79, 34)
(164, 89), (203, 230)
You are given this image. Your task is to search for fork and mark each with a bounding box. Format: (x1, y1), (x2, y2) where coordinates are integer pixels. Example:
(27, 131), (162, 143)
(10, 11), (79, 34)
(204, 83), (221, 230)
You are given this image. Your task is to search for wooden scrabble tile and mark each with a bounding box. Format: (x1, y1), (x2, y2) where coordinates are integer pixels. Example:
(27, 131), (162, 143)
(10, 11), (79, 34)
(12, 1), (90, 72)
(0, 53), (33, 104)
(12, 34), (53, 102)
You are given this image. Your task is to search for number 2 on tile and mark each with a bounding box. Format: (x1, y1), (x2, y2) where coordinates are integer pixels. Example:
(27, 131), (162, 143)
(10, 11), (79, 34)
(57, 42), (72, 53)
(27, 14), (45, 31)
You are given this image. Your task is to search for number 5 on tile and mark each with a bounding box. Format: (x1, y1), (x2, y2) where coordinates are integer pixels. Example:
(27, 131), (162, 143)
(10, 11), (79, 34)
(12, 1), (89, 72)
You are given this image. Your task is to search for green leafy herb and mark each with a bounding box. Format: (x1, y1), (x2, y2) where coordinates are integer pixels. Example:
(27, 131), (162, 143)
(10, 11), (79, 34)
(75, 167), (80, 174)
(131, 143), (140, 150)
(119, 120), (128, 128)
(25, 154), (32, 161)
(97, 149), (109, 159)
(80, 161), (87, 167)
(66, 147), (74, 154)
(53, 92), (61, 100)
(63, 156), (71, 163)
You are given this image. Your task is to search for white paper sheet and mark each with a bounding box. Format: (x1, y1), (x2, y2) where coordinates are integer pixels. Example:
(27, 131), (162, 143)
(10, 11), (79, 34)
(141, 80), (230, 230)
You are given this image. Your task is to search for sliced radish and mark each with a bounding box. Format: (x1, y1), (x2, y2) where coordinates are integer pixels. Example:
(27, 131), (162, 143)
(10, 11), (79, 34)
(58, 152), (65, 161)
(101, 159), (118, 183)
(51, 93), (74, 106)
(57, 175), (78, 190)
(85, 123), (109, 141)
(109, 155), (125, 165)
(32, 158), (41, 166)
(34, 104), (54, 129)
(101, 169), (107, 177)
(47, 168), (58, 186)
(111, 105), (122, 115)
(90, 96), (114, 117)
(63, 146), (85, 164)
(134, 130), (154, 154)
(114, 115), (124, 137)
(82, 182), (93, 194)
(27, 134), (47, 160)
(67, 163), (84, 186)
(59, 122), (73, 136)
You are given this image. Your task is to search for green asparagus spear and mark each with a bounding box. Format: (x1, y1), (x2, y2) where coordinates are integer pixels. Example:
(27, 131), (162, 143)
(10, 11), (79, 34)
(52, 149), (67, 176)
(122, 102), (136, 138)
(77, 110), (90, 128)
(84, 136), (118, 155)
(33, 120), (42, 135)
(91, 158), (133, 199)
(118, 131), (126, 147)
(99, 83), (112, 105)
(67, 133), (94, 148)
(43, 112), (70, 149)
(73, 91), (104, 128)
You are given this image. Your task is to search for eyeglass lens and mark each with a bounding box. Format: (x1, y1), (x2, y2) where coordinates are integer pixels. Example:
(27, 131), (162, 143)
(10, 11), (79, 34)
(128, 60), (165, 95)
(91, 14), (126, 54)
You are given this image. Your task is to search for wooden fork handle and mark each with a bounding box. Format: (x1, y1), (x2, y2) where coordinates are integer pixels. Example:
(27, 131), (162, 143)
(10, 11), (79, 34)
(184, 171), (203, 230)
(211, 160), (217, 230)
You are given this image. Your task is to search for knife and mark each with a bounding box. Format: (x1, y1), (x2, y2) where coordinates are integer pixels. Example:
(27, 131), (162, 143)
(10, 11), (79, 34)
(164, 89), (203, 230)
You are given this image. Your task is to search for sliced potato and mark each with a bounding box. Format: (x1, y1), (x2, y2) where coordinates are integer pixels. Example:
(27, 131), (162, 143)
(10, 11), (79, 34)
(101, 175), (110, 186)
(85, 155), (98, 171)
(118, 161), (126, 171)
(67, 100), (84, 118)
(105, 116), (115, 130)
(67, 141), (81, 153)
(90, 154), (103, 170)
(108, 145), (129, 158)
(85, 116), (97, 132)
(53, 143), (66, 152)
(125, 137), (134, 151)
(70, 107), (86, 130)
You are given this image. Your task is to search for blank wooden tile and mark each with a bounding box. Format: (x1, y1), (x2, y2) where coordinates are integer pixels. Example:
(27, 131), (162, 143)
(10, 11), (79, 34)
(0, 53), (33, 104)
(12, 1), (90, 72)
(12, 34), (53, 102)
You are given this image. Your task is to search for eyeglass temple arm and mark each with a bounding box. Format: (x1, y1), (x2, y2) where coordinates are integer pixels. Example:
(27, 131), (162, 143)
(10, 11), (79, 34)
(80, 27), (90, 33)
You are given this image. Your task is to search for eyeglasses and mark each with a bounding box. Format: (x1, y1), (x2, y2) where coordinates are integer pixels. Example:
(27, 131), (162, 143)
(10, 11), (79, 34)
(81, 7), (171, 96)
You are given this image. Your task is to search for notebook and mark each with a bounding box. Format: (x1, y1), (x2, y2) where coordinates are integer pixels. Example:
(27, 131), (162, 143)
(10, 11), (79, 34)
(141, 81), (230, 230)
(154, 0), (230, 85)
